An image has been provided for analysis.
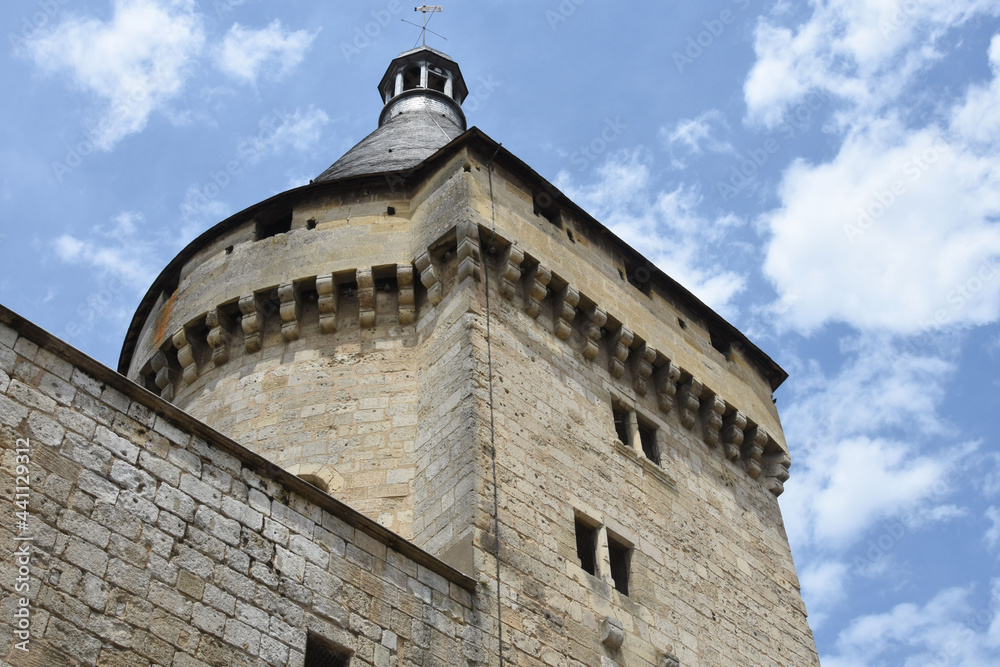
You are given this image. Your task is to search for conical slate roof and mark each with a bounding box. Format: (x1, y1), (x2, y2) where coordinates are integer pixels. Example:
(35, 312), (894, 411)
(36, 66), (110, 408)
(315, 46), (468, 182)
(314, 108), (464, 182)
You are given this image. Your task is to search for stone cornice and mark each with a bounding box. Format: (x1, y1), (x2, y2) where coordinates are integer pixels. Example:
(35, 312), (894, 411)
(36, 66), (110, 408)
(131, 222), (790, 496)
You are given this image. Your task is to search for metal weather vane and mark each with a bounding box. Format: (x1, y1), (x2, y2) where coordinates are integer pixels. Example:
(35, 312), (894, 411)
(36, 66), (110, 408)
(402, 5), (447, 48)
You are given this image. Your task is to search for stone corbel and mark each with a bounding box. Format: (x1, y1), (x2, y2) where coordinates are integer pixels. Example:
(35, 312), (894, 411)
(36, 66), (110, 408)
(582, 306), (606, 361)
(700, 392), (726, 448)
(171, 327), (198, 387)
(238, 294), (264, 353)
(316, 275), (338, 333)
(678, 378), (702, 430)
(763, 450), (791, 496)
(398, 265), (415, 325)
(721, 410), (747, 462)
(660, 651), (681, 667)
(278, 282), (302, 342)
(600, 616), (625, 650)
(456, 220), (481, 282)
(150, 349), (176, 402)
(554, 284), (579, 341)
(656, 362), (681, 415)
(498, 244), (524, 301)
(631, 344), (656, 396)
(414, 252), (442, 306)
(357, 268), (376, 328)
(608, 326), (634, 379)
(525, 264), (551, 319)
(206, 308), (230, 367)
(742, 425), (767, 480)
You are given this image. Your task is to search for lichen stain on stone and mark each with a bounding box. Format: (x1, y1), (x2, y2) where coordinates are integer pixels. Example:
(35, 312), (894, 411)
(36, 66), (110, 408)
(153, 290), (176, 349)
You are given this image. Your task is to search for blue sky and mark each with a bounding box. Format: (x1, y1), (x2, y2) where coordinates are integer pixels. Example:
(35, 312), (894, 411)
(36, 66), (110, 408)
(3, 0), (1000, 663)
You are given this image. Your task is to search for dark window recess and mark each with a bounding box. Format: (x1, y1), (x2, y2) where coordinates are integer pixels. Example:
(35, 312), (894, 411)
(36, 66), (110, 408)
(403, 66), (421, 90)
(533, 194), (561, 227)
(624, 257), (652, 295)
(612, 406), (631, 446)
(638, 421), (659, 465)
(255, 212), (292, 241)
(386, 206), (396, 216)
(307, 219), (317, 230)
(305, 634), (351, 667)
(139, 363), (158, 394)
(608, 536), (631, 596)
(427, 70), (447, 93)
(710, 329), (732, 358)
(575, 518), (598, 576)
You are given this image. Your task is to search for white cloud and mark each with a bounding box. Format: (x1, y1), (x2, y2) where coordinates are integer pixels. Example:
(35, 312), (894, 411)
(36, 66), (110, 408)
(761, 88), (1000, 335)
(253, 106), (329, 155)
(781, 335), (952, 441)
(215, 20), (316, 85)
(800, 560), (849, 629)
(555, 149), (747, 315)
(53, 211), (159, 288)
(796, 436), (946, 547)
(822, 582), (1000, 667)
(778, 335), (971, 550)
(25, 0), (205, 150)
(179, 106), (329, 227)
(660, 110), (734, 167)
(986, 507), (1000, 551)
(744, 0), (1000, 128)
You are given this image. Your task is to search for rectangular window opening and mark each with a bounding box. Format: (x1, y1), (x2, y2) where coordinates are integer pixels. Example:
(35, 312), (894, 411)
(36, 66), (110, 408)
(608, 535), (631, 596)
(533, 194), (562, 227)
(403, 66), (421, 91)
(612, 405), (631, 446)
(623, 257), (652, 296)
(305, 633), (352, 667)
(710, 328), (733, 359)
(574, 517), (598, 576)
(638, 420), (660, 466)
(255, 211), (293, 241)
(427, 72), (447, 93)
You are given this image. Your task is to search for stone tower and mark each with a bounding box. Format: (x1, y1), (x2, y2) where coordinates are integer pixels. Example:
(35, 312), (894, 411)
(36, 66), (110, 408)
(111, 45), (821, 665)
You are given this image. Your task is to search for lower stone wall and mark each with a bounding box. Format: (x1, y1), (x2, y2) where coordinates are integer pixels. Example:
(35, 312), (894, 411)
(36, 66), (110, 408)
(0, 308), (480, 667)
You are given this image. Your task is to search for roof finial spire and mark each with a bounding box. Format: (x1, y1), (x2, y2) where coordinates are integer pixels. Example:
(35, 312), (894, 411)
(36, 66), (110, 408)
(413, 5), (443, 48)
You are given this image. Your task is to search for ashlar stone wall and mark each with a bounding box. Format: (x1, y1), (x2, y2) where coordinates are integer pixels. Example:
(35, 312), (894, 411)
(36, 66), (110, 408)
(0, 308), (483, 667)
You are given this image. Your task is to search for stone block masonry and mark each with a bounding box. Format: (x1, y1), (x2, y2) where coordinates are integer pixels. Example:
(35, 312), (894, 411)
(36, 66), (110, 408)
(0, 306), (480, 667)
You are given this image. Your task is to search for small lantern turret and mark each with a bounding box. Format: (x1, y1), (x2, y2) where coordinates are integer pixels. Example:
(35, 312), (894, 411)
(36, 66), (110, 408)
(377, 47), (468, 130)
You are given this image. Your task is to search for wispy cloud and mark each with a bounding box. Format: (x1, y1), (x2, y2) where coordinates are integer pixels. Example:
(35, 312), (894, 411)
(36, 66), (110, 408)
(822, 581), (1000, 667)
(24, 0), (205, 150)
(53, 211), (162, 288)
(986, 507), (1000, 551)
(215, 20), (317, 85)
(556, 148), (747, 316)
(179, 105), (329, 228)
(744, 0), (1000, 128)
(660, 109), (735, 167)
(778, 334), (971, 549)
